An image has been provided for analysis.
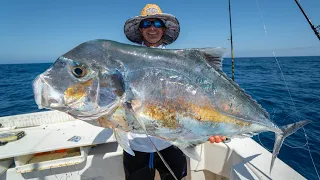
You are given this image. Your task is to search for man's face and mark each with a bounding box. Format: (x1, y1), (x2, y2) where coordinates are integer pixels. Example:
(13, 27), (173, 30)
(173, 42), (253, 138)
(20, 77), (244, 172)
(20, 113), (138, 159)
(139, 18), (165, 44)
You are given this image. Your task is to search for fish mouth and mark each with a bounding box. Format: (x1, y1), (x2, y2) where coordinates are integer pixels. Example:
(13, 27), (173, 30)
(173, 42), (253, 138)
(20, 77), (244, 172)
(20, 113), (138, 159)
(33, 74), (66, 110)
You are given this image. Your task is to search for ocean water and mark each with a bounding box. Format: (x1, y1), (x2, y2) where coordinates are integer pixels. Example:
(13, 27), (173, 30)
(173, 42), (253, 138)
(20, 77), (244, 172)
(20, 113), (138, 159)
(0, 56), (319, 179)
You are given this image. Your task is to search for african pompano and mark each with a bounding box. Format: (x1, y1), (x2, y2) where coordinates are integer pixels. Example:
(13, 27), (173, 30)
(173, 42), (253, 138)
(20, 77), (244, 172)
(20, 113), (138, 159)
(33, 39), (310, 172)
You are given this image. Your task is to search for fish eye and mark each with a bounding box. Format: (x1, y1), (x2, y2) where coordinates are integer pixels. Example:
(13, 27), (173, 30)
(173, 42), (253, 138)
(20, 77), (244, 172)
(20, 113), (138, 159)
(72, 66), (87, 78)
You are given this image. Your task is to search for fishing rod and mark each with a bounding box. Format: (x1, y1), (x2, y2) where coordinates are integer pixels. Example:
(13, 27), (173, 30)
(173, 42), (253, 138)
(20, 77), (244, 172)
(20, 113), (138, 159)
(228, 0), (235, 81)
(294, 0), (320, 40)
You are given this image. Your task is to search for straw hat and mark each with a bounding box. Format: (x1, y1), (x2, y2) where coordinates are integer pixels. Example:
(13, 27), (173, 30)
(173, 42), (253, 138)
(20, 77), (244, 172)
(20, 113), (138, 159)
(124, 4), (180, 45)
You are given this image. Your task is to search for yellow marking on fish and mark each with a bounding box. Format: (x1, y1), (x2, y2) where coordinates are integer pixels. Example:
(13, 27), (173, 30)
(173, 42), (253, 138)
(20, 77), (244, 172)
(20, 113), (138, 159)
(191, 105), (250, 126)
(64, 79), (93, 99)
(142, 98), (250, 128)
(144, 103), (177, 128)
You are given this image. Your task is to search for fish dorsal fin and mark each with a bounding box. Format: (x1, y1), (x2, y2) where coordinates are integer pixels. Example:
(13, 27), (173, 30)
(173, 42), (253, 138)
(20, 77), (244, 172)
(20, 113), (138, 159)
(192, 47), (227, 71)
(172, 47), (270, 121)
(179, 47), (270, 121)
(189, 47), (270, 121)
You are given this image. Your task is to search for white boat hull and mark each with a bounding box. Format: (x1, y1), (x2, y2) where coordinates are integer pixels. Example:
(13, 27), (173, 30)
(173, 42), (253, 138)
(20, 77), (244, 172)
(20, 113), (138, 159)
(0, 111), (306, 180)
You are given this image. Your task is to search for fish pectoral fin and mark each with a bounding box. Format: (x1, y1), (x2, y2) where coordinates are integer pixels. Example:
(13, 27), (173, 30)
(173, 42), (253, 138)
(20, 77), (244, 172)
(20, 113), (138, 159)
(179, 146), (201, 161)
(123, 102), (178, 180)
(123, 102), (147, 131)
(113, 128), (135, 156)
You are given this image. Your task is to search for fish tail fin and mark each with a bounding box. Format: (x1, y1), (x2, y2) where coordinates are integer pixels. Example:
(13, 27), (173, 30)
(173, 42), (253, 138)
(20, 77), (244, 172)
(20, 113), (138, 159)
(270, 120), (311, 173)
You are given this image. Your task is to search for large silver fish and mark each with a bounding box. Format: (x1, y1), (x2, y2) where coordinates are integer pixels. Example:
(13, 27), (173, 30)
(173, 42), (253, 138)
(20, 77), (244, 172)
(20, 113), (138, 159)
(33, 39), (310, 172)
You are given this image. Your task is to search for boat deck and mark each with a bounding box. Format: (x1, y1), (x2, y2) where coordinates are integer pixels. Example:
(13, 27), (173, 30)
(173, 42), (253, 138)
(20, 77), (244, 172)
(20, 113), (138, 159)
(0, 120), (115, 159)
(0, 111), (306, 180)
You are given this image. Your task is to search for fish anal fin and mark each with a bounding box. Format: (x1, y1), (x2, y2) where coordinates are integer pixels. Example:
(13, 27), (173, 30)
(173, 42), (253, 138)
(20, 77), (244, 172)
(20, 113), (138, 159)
(179, 146), (201, 161)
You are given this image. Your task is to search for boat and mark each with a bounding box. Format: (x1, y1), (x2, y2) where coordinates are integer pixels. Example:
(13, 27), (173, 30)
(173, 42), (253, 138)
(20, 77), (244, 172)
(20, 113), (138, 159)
(0, 110), (306, 180)
(1, 1), (317, 179)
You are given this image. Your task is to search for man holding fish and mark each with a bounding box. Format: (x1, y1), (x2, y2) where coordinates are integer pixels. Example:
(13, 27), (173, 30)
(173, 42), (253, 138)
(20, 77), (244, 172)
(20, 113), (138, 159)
(32, 3), (310, 180)
(122, 4), (225, 180)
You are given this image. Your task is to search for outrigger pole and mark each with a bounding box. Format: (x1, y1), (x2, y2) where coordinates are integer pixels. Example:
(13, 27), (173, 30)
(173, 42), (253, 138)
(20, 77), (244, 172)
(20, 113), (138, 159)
(228, 0), (235, 81)
(294, 0), (320, 40)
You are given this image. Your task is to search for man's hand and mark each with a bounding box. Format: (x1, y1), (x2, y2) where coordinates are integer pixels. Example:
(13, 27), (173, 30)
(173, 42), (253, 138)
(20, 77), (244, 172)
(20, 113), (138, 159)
(208, 136), (226, 143)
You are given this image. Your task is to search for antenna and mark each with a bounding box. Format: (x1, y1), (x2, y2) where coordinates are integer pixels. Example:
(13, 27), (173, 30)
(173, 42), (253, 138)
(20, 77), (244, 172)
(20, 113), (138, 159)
(228, 0), (235, 81)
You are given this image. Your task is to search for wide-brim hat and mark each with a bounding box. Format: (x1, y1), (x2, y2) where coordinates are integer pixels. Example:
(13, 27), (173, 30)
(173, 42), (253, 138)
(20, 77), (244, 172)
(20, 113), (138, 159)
(124, 4), (180, 45)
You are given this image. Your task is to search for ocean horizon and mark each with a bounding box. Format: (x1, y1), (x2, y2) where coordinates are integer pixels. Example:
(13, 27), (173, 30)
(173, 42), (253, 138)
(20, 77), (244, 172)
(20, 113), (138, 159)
(1, 55), (320, 65)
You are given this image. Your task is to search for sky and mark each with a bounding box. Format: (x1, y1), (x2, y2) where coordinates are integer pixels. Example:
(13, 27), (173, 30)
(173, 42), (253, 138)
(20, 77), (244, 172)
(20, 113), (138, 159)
(0, 0), (319, 64)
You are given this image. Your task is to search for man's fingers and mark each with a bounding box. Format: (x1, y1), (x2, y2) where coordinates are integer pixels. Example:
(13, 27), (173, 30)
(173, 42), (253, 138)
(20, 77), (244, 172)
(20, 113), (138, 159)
(209, 136), (215, 143)
(209, 136), (227, 143)
(213, 135), (220, 139)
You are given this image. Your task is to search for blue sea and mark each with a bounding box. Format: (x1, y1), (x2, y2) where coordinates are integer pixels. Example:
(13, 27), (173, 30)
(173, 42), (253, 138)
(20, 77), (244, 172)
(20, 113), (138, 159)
(0, 56), (319, 179)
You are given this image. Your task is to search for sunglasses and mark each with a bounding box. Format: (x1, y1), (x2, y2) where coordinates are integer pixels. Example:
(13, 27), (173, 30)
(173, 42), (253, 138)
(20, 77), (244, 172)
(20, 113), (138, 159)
(140, 20), (165, 28)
